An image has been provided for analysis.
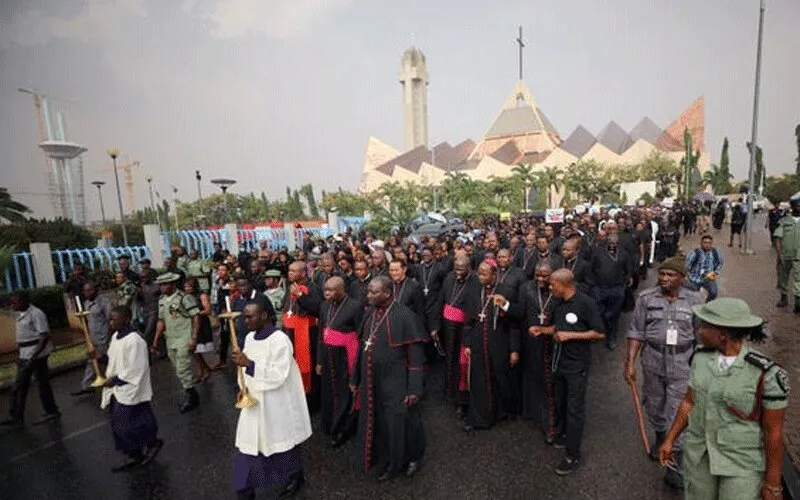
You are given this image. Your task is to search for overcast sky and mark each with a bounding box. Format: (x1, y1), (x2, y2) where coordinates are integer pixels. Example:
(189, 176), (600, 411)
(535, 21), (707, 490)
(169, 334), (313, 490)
(1, 0), (799, 220)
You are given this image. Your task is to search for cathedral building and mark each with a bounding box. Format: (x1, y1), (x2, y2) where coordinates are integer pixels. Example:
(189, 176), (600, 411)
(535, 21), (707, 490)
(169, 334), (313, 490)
(359, 45), (707, 196)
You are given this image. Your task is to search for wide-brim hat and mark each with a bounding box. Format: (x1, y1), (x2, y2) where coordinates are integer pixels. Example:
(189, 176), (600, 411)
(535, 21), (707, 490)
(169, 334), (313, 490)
(264, 269), (282, 278)
(692, 297), (763, 329)
(155, 272), (181, 285)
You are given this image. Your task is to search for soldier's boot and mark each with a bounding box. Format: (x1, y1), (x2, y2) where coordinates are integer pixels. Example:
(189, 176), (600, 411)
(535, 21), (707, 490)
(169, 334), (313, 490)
(663, 450), (684, 490)
(179, 388), (199, 414)
(777, 294), (788, 308)
(649, 431), (666, 461)
(794, 297), (800, 314)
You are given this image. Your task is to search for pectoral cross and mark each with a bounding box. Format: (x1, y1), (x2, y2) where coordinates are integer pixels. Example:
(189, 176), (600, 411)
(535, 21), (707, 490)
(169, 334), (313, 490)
(364, 337), (374, 352)
(423, 287), (429, 296)
(287, 310), (293, 318)
(478, 312), (487, 323)
(538, 312), (547, 325)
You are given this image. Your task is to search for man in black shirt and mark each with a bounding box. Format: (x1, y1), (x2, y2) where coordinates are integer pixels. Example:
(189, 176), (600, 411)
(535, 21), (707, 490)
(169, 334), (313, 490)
(531, 268), (604, 476)
(589, 234), (633, 350)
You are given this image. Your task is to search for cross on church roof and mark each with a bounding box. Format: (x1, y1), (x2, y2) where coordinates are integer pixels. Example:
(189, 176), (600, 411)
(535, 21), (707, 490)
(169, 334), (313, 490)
(516, 25), (525, 81)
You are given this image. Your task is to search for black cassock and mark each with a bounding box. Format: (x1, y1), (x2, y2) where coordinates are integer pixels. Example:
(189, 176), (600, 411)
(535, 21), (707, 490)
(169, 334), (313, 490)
(348, 276), (372, 304)
(464, 282), (520, 429)
(352, 303), (428, 474)
(416, 262), (446, 334)
(392, 278), (426, 328)
(316, 296), (365, 436)
(512, 282), (557, 436)
(438, 272), (480, 401)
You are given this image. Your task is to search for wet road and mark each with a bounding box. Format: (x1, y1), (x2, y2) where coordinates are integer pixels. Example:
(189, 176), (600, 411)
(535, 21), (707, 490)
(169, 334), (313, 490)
(1, 304), (683, 500)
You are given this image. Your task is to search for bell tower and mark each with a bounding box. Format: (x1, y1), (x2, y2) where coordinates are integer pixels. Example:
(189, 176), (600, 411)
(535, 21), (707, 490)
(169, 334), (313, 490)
(400, 47), (429, 151)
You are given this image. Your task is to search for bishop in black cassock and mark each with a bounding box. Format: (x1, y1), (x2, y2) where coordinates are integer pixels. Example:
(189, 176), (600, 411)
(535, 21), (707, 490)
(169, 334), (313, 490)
(316, 277), (364, 448)
(351, 277), (428, 482)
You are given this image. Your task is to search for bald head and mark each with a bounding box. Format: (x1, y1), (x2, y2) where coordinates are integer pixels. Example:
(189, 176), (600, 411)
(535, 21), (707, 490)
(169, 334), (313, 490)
(551, 269), (574, 286)
(288, 260), (307, 284)
(324, 276), (346, 303)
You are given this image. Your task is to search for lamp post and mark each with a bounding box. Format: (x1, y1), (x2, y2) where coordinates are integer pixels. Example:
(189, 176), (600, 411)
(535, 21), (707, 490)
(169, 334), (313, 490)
(743, 0), (765, 255)
(146, 175), (161, 227)
(91, 181), (107, 225)
(106, 148), (128, 246)
(211, 178), (236, 222)
(195, 170), (204, 224)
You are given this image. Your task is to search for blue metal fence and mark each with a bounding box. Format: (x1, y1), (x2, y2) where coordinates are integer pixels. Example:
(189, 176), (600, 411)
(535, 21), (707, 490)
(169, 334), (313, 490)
(3, 246), (151, 292)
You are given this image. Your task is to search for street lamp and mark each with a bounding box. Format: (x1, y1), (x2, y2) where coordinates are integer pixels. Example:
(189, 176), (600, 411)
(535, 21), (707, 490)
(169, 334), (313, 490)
(106, 148), (128, 246)
(91, 180), (107, 225)
(743, 0), (765, 255)
(211, 178), (236, 222)
(195, 170), (204, 223)
(145, 175), (161, 227)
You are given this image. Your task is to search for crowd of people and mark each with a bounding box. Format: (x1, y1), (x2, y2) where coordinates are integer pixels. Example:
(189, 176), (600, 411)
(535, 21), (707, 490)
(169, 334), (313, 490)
(3, 200), (792, 500)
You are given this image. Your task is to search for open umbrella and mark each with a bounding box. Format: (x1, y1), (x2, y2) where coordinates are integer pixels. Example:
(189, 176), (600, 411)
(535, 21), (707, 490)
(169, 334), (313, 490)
(693, 192), (716, 203)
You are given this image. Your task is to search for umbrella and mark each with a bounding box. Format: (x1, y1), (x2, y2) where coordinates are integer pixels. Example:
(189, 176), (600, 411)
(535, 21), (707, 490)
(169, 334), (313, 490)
(693, 192), (716, 203)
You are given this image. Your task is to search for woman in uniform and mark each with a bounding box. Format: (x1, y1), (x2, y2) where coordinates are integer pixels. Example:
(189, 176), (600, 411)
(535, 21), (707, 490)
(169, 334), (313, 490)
(659, 298), (788, 499)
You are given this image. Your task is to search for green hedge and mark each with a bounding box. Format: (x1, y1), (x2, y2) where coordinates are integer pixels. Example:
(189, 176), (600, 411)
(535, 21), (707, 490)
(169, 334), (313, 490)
(0, 286), (69, 330)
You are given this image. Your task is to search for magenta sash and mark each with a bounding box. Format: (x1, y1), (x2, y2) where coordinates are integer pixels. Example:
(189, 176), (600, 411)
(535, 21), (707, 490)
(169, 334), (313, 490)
(458, 346), (470, 391)
(323, 328), (358, 376)
(443, 304), (466, 323)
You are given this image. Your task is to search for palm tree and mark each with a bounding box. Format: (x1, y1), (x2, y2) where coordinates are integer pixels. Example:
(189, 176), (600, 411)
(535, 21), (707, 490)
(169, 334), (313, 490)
(702, 164), (734, 195)
(535, 166), (564, 208)
(511, 164), (536, 210)
(0, 187), (30, 224)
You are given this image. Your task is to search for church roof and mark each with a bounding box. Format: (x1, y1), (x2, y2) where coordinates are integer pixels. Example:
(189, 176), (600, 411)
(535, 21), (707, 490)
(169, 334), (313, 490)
(374, 145), (431, 175)
(559, 126), (597, 158)
(489, 140), (523, 164)
(629, 117), (663, 144)
(433, 139), (476, 170)
(597, 121), (634, 155)
(486, 105), (559, 139)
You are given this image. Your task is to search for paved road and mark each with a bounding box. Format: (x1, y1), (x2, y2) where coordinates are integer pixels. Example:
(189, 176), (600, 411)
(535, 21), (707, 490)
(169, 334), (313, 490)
(1, 272), (691, 500)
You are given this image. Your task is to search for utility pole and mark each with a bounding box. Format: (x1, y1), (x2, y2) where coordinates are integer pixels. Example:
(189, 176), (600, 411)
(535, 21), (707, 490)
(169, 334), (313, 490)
(146, 175), (160, 227)
(195, 170), (204, 223)
(743, 0), (765, 255)
(107, 148), (128, 246)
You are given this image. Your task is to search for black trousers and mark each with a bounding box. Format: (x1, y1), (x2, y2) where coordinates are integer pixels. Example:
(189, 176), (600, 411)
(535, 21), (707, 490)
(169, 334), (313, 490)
(10, 356), (59, 421)
(554, 368), (588, 460)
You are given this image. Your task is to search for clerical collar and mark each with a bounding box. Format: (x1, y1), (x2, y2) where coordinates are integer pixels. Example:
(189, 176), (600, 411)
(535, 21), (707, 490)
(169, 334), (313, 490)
(539, 251), (549, 258)
(116, 327), (137, 340)
(254, 324), (277, 340)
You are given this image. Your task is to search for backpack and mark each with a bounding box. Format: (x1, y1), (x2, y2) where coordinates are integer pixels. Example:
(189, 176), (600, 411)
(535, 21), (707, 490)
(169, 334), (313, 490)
(690, 248), (719, 274)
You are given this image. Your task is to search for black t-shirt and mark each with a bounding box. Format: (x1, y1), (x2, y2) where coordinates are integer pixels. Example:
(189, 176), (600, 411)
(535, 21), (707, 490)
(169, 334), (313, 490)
(552, 291), (604, 372)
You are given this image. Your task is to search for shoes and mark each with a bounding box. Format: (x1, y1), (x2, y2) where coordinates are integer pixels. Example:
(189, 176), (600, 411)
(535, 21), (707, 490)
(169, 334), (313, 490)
(278, 472), (305, 498)
(111, 455), (143, 473)
(552, 435), (567, 449)
(455, 406), (466, 421)
(236, 489), (256, 500)
(0, 418), (23, 428)
(140, 438), (164, 465)
(32, 412), (61, 426)
(179, 388), (199, 414)
(794, 297), (800, 314)
(555, 455), (580, 476)
(331, 433), (349, 449)
(405, 461), (422, 477)
(777, 294), (788, 308)
(663, 467), (684, 490)
(70, 388), (95, 396)
(606, 340), (618, 351)
(377, 464), (395, 482)
(462, 424), (474, 433)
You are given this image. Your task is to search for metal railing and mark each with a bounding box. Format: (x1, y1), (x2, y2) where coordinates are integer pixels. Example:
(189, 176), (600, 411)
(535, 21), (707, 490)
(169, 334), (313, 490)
(4, 252), (35, 292)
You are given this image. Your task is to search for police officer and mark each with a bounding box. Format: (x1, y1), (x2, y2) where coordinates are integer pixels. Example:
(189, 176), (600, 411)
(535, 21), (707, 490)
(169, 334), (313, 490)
(660, 298), (788, 500)
(186, 249), (212, 293)
(151, 272), (201, 413)
(624, 256), (703, 489)
(263, 269), (285, 329)
(773, 197), (800, 311)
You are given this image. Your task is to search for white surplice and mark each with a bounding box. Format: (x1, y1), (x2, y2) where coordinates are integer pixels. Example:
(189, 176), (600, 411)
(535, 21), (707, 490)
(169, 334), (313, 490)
(235, 329), (313, 457)
(101, 330), (153, 410)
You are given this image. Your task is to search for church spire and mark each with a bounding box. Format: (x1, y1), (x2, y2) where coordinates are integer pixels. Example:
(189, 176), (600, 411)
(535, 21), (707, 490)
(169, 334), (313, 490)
(516, 25), (525, 81)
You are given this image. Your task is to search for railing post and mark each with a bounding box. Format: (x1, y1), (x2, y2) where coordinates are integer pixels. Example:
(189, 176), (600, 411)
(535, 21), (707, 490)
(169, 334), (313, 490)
(285, 223), (297, 253)
(224, 223), (238, 255)
(143, 224), (166, 269)
(328, 211), (340, 235)
(29, 242), (56, 288)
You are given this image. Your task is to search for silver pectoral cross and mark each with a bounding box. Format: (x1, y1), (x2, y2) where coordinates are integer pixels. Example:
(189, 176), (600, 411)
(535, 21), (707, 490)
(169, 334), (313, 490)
(364, 338), (374, 352)
(423, 287), (429, 296)
(538, 312), (547, 325)
(478, 312), (487, 322)
(287, 310), (294, 318)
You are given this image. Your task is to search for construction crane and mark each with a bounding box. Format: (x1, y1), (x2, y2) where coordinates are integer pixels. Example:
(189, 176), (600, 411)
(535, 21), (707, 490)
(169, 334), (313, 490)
(97, 157), (140, 214)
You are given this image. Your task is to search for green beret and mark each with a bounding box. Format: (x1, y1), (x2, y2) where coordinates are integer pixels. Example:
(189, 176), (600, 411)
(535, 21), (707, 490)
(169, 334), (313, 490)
(658, 256), (686, 275)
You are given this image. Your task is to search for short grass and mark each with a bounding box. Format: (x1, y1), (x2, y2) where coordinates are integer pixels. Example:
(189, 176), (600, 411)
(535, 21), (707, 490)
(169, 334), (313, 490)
(0, 344), (87, 384)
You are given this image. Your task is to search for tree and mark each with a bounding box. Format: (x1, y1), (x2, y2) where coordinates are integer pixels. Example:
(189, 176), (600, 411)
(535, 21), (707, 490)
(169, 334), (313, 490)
(746, 141), (766, 191)
(0, 187), (31, 224)
(702, 164), (734, 195)
(639, 151), (681, 198)
(534, 166), (563, 208)
(510, 164), (536, 210)
(0, 218), (95, 250)
(764, 175), (800, 205)
(299, 184), (320, 219)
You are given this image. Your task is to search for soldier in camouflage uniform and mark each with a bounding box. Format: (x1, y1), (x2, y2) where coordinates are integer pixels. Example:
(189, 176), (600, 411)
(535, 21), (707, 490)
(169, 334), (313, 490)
(773, 197), (800, 311)
(152, 273), (200, 413)
(624, 256), (704, 490)
(186, 249), (212, 293)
